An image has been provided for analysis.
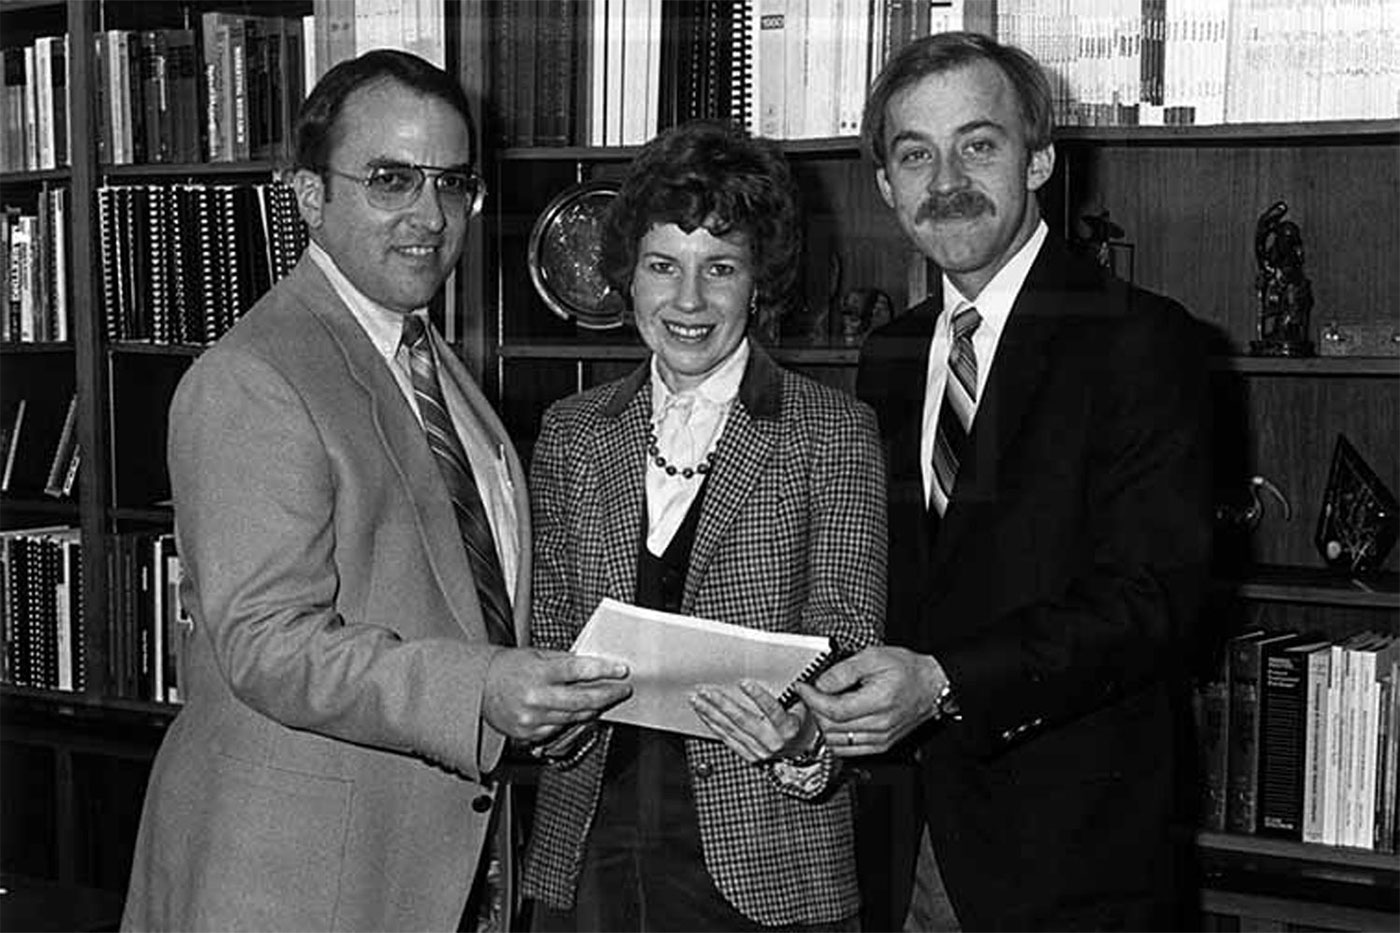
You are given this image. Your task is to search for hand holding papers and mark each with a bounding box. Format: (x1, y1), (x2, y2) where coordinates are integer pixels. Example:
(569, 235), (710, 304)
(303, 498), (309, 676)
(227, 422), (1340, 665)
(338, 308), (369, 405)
(570, 598), (837, 739)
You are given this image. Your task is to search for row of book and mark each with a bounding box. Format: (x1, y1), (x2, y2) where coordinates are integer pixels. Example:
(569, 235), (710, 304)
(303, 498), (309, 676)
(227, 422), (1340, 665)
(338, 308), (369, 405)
(0, 37), (68, 173)
(1, 1), (448, 172)
(2, 191), (69, 344)
(94, 15), (309, 167)
(0, 526), (85, 693)
(98, 182), (307, 347)
(2, 392), (78, 501)
(1197, 627), (1400, 852)
(492, 0), (1399, 148)
(104, 531), (187, 705)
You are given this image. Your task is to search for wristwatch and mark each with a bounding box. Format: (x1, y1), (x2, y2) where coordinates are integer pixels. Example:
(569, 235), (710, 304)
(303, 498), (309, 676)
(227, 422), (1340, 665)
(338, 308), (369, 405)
(780, 729), (828, 768)
(935, 679), (963, 722)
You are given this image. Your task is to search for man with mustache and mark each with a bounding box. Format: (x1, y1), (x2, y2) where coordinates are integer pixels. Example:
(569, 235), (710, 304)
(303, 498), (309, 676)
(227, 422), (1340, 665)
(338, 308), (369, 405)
(796, 32), (1212, 931)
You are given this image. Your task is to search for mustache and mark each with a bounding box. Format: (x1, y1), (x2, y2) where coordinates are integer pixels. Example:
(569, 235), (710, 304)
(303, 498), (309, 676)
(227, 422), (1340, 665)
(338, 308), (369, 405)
(916, 190), (994, 223)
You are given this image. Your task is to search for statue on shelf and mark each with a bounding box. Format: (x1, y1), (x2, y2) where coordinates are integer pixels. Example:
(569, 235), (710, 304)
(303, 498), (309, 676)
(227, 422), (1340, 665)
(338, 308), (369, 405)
(1250, 200), (1315, 357)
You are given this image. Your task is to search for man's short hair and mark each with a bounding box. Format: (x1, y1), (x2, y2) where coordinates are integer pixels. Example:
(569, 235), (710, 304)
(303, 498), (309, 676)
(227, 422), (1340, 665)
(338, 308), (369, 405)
(862, 31), (1054, 167)
(292, 49), (477, 174)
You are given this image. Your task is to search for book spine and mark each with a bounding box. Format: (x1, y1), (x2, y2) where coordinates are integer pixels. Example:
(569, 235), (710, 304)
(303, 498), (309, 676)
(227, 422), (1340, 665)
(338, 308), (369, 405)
(1302, 645), (1332, 843)
(1226, 635), (1266, 833)
(1258, 643), (1314, 838)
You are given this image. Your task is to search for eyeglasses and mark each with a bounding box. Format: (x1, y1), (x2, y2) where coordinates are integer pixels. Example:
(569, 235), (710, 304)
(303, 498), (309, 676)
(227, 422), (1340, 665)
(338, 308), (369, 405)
(324, 163), (487, 217)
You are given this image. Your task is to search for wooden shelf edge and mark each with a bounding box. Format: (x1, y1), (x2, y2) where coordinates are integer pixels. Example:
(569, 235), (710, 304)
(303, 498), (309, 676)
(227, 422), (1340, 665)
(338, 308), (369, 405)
(0, 166), (70, 184)
(1213, 355), (1400, 377)
(108, 342), (205, 357)
(0, 684), (179, 722)
(0, 496), (80, 518)
(496, 120), (1400, 161)
(1198, 831), (1400, 873)
(100, 160), (284, 180)
(1200, 889), (1398, 927)
(0, 341), (75, 353)
(1220, 566), (1400, 609)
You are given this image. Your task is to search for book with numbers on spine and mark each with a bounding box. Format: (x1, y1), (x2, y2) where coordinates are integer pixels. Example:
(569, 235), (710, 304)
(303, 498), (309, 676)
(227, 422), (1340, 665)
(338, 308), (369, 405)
(570, 596), (841, 739)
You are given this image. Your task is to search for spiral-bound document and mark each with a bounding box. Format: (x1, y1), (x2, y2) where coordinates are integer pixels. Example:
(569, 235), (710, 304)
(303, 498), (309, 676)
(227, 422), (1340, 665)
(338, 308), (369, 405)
(571, 597), (837, 739)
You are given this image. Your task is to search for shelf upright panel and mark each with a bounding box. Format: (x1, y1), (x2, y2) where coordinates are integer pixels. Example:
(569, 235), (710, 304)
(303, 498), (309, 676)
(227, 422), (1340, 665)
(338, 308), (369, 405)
(66, 0), (112, 699)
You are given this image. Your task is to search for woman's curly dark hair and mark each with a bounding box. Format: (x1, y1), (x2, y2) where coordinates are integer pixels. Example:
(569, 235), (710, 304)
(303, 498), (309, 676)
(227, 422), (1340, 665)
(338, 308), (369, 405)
(599, 119), (802, 316)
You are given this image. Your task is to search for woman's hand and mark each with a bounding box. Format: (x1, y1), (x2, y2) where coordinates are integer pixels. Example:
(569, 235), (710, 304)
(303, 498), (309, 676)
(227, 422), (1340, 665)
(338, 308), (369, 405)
(688, 680), (821, 763)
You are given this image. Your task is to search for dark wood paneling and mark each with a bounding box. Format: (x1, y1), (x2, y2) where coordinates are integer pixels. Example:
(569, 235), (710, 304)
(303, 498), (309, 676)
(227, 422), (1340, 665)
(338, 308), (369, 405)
(1062, 142), (1399, 351)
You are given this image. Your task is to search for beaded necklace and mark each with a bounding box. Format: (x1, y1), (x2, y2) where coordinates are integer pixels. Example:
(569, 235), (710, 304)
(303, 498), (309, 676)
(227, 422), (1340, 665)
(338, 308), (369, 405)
(646, 427), (715, 479)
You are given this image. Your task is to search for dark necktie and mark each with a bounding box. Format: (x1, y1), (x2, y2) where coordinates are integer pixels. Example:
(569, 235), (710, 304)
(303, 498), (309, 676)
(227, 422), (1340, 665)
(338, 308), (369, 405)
(930, 305), (982, 517)
(401, 314), (515, 646)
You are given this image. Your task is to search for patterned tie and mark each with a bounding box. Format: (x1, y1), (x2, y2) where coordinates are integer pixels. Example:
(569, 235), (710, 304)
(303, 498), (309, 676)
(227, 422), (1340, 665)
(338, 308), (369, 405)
(930, 304), (982, 516)
(401, 315), (515, 646)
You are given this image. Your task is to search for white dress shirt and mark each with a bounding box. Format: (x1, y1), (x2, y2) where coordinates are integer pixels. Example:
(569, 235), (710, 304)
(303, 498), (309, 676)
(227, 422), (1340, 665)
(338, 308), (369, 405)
(644, 338), (749, 555)
(920, 220), (1048, 505)
(307, 240), (520, 600)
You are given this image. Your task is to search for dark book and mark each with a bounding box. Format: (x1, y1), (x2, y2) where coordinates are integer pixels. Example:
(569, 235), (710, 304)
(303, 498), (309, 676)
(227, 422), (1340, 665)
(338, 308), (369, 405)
(96, 186), (121, 341)
(0, 397), (25, 491)
(139, 31), (173, 163)
(1196, 649), (1230, 832)
(534, 0), (577, 146)
(42, 393), (78, 499)
(1, 47), (26, 171)
(1259, 635), (1333, 838)
(511, 0), (538, 148)
(1226, 629), (1300, 833)
(489, 0), (516, 146)
(164, 29), (201, 163)
(124, 30), (147, 165)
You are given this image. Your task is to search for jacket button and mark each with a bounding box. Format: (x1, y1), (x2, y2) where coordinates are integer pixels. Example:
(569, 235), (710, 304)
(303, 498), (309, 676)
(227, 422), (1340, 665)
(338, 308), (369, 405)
(693, 761), (713, 780)
(471, 794), (493, 813)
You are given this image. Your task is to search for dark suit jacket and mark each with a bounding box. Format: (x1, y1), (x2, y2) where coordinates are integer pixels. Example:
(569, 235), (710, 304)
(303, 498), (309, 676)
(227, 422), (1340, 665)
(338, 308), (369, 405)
(856, 236), (1212, 930)
(122, 257), (531, 932)
(522, 344), (887, 926)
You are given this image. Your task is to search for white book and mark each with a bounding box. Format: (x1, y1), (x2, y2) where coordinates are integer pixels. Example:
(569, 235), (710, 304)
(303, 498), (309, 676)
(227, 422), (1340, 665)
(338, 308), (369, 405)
(835, 0), (871, 137)
(1302, 643), (1332, 843)
(782, 0), (808, 138)
(570, 597), (837, 739)
(34, 38), (54, 170)
(755, 0), (788, 138)
(803, 2), (840, 138)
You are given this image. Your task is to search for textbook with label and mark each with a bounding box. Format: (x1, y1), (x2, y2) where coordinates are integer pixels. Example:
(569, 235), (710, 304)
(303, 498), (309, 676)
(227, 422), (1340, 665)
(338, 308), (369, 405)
(570, 597), (840, 739)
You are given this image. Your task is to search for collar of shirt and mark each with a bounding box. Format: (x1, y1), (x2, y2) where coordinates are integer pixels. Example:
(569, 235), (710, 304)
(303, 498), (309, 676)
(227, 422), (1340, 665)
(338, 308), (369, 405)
(920, 220), (1047, 505)
(937, 218), (1048, 399)
(307, 239), (426, 364)
(643, 338), (748, 556)
(648, 336), (750, 422)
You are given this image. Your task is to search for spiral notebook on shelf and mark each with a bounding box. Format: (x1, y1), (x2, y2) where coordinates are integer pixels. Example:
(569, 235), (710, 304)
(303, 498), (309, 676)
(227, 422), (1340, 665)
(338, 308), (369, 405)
(570, 597), (840, 739)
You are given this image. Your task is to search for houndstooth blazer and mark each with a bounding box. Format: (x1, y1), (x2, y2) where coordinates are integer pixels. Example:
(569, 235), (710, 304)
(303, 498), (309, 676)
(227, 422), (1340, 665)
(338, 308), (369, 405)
(520, 342), (887, 927)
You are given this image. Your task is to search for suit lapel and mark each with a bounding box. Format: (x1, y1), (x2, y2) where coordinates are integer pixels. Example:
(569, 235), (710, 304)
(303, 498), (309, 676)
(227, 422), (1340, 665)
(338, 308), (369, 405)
(596, 366), (650, 604)
(933, 239), (1081, 562)
(291, 259), (490, 642)
(683, 344), (781, 610)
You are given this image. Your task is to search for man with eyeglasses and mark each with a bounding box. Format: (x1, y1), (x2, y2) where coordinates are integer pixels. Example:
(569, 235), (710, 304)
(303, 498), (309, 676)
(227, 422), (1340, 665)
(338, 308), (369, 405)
(122, 50), (631, 933)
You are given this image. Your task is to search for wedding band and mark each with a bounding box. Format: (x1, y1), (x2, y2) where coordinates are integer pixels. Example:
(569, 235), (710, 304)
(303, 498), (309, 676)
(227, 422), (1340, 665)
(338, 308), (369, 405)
(845, 731), (855, 746)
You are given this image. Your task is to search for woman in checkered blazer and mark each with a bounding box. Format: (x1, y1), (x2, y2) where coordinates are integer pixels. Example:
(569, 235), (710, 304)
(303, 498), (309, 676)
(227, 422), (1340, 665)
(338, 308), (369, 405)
(520, 120), (888, 932)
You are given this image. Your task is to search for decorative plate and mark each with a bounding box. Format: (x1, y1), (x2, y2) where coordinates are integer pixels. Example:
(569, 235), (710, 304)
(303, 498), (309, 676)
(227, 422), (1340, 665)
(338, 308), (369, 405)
(527, 181), (625, 330)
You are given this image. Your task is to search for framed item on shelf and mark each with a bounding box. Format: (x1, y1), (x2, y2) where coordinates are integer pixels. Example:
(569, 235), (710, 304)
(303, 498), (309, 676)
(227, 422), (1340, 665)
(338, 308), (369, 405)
(527, 180), (624, 330)
(1313, 434), (1398, 574)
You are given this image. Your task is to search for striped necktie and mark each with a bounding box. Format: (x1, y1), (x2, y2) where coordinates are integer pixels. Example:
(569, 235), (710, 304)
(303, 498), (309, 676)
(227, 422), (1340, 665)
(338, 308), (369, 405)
(401, 314), (515, 646)
(930, 304), (982, 517)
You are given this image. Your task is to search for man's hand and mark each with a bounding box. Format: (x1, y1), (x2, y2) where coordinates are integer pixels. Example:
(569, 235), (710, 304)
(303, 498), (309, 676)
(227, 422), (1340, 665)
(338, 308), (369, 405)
(688, 680), (818, 764)
(793, 646), (947, 756)
(482, 649), (631, 743)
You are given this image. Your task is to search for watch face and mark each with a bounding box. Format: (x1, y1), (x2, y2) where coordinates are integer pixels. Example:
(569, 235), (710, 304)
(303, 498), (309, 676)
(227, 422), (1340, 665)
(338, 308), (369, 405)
(527, 180), (625, 330)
